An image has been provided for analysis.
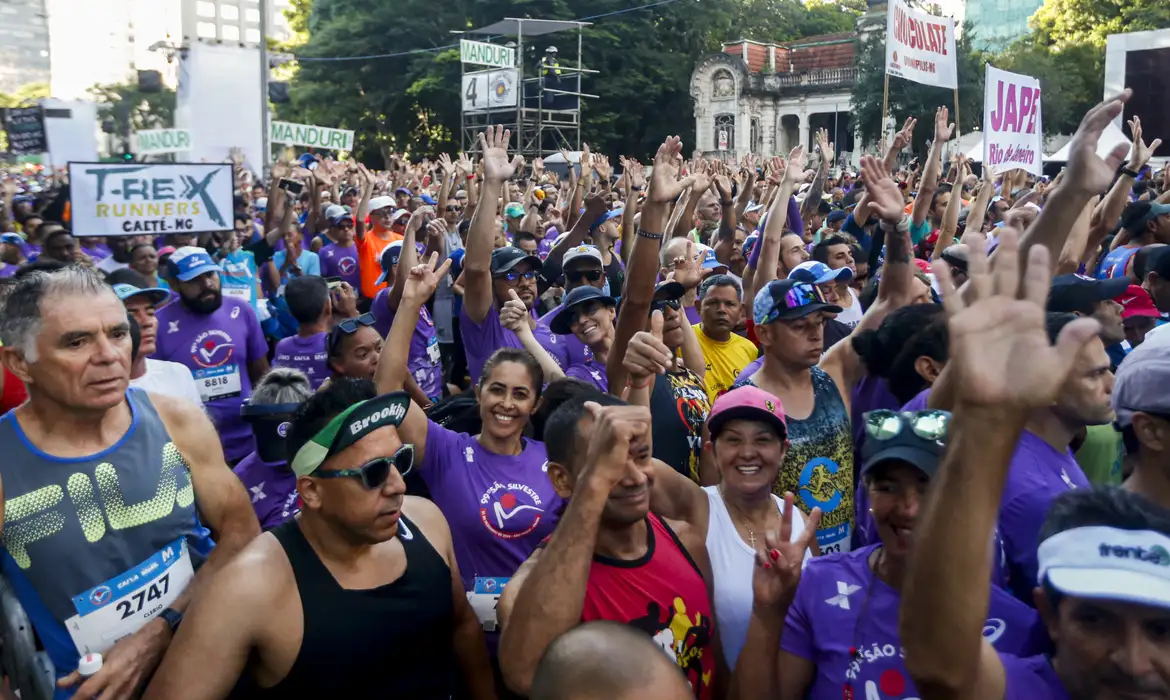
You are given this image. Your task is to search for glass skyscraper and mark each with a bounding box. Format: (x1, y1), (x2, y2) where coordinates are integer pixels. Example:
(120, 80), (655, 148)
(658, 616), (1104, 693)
(965, 0), (1044, 50)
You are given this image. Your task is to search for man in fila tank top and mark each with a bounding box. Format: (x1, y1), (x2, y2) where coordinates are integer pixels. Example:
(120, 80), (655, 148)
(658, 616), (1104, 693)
(143, 383), (496, 700)
(498, 395), (726, 699)
(0, 267), (260, 699)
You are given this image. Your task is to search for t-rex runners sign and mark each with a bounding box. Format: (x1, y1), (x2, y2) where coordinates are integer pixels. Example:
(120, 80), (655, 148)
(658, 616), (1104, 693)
(68, 162), (232, 237)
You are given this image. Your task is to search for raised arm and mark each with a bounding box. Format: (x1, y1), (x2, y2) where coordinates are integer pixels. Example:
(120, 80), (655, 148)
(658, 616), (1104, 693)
(374, 253), (451, 464)
(799, 129), (832, 224)
(605, 136), (695, 394)
(747, 148), (804, 303)
(902, 230), (1100, 700)
(911, 107), (953, 231)
(500, 289), (565, 382)
(386, 206), (431, 312)
(884, 117), (916, 174)
(463, 126), (523, 324)
(960, 165), (994, 242)
(1018, 91), (1132, 277)
(354, 164), (374, 242)
(932, 155), (968, 261)
(498, 404), (653, 696)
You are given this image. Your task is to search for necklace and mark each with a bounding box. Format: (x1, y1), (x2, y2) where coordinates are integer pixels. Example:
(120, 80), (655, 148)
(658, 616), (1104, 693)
(719, 485), (781, 549)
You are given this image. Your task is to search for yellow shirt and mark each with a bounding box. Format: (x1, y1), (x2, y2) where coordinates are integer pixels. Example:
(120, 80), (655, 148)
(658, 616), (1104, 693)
(692, 323), (758, 402)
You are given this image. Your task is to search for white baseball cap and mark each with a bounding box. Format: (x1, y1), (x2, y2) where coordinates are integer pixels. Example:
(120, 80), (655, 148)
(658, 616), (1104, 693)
(563, 244), (603, 268)
(368, 195), (394, 212)
(1039, 526), (1170, 610)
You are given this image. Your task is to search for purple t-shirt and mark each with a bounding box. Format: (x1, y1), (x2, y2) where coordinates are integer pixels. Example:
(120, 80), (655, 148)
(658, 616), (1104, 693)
(566, 362), (608, 392)
(80, 242), (111, 261)
(459, 303), (564, 385)
(1002, 654), (1069, 699)
(739, 356), (764, 384)
(685, 305), (701, 326)
(999, 431), (1091, 596)
(784, 544), (1050, 700)
(22, 241), (41, 260)
(318, 242), (361, 291)
(538, 303), (592, 367)
(0, 264), (17, 278)
(900, 388), (932, 412)
(273, 332), (330, 389)
(851, 376), (901, 451)
(422, 423), (562, 592)
(372, 288), (441, 400)
(232, 450), (300, 530)
(153, 295), (268, 462)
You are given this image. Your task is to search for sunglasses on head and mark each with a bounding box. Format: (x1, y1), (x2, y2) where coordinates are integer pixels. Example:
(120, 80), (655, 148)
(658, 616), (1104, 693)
(497, 269), (538, 282)
(865, 409), (950, 443)
(328, 312), (376, 353)
(567, 269), (603, 283)
(311, 444), (414, 489)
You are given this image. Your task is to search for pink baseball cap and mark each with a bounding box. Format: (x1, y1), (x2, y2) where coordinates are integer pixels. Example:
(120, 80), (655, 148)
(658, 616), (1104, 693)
(707, 386), (787, 438)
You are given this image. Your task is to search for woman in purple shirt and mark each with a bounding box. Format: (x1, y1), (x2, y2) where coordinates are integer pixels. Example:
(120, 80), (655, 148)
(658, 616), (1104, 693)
(504, 285), (615, 393)
(233, 368), (310, 530)
(736, 408), (1049, 700)
(379, 253), (563, 650)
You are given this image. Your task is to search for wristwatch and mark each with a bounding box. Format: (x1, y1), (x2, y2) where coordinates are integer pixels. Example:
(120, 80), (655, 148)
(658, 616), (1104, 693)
(159, 607), (183, 633)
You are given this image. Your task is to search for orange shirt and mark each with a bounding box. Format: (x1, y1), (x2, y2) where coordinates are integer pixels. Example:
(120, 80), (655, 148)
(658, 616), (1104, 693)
(358, 229), (403, 299)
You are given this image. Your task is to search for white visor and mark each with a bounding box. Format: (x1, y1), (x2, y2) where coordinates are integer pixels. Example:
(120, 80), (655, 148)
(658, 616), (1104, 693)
(1038, 526), (1170, 610)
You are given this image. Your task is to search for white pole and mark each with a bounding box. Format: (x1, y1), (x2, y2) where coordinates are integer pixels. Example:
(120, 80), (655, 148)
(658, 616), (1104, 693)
(259, 0), (270, 167)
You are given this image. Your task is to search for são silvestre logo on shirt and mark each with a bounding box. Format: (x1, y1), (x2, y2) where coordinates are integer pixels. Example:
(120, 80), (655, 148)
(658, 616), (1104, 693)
(478, 481), (546, 539)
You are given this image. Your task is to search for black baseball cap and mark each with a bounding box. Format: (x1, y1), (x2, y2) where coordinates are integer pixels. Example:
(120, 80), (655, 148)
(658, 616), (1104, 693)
(752, 279), (842, 324)
(550, 286), (616, 334)
(490, 246), (542, 276)
(860, 421), (944, 479)
(1120, 201), (1170, 233)
(1047, 274), (1130, 314)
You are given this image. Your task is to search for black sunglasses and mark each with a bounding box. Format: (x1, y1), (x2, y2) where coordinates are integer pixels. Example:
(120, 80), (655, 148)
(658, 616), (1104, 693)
(496, 269), (538, 282)
(312, 444), (414, 489)
(445, 206), (462, 213)
(567, 269), (603, 283)
(650, 298), (681, 314)
(328, 313), (376, 353)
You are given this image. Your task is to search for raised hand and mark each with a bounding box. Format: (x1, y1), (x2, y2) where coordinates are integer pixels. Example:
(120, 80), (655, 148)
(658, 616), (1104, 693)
(935, 229), (1101, 409)
(647, 136), (696, 204)
(1060, 90), (1133, 196)
(593, 154), (613, 185)
(478, 125), (524, 183)
(580, 402), (653, 490)
(751, 493), (822, 613)
(712, 172), (733, 202)
(859, 154), (905, 223)
(270, 161), (291, 180)
(331, 281), (359, 318)
(783, 145), (806, 186)
(402, 252), (453, 307)
(533, 156), (545, 175)
(668, 240), (708, 291)
(766, 156), (786, 186)
(892, 116), (917, 151)
(456, 152), (473, 175)
(579, 143), (594, 180)
(499, 289), (531, 334)
(437, 153), (455, 177)
(815, 127), (834, 167)
(934, 106), (955, 144)
(623, 310), (677, 379)
(625, 157), (647, 190)
(1127, 115), (1162, 171)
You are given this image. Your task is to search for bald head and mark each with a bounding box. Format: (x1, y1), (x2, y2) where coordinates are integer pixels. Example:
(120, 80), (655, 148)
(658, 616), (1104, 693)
(529, 622), (692, 700)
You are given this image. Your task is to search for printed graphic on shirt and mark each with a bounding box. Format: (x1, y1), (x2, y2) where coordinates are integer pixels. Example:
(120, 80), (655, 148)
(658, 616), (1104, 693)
(669, 372), (711, 482)
(478, 481), (546, 540)
(782, 424), (853, 555)
(627, 598), (713, 696)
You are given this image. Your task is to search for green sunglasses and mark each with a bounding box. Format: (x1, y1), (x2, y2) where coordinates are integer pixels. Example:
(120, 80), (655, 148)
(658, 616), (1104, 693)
(311, 444), (414, 489)
(864, 409), (950, 443)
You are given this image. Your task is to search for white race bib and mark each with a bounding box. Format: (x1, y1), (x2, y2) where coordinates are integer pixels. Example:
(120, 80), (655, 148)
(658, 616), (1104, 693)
(426, 335), (441, 364)
(222, 286), (252, 303)
(193, 364), (242, 402)
(466, 576), (509, 632)
(65, 538), (195, 656)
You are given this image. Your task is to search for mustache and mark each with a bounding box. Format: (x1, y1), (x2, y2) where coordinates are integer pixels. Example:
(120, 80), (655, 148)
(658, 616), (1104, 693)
(1096, 668), (1169, 695)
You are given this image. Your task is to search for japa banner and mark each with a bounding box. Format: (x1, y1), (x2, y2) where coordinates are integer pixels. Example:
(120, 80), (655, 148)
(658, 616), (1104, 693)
(982, 64), (1043, 176)
(68, 162), (233, 237)
(885, 0), (958, 90)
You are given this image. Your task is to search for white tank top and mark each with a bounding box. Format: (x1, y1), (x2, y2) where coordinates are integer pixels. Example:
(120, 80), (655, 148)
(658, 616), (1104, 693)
(703, 485), (811, 670)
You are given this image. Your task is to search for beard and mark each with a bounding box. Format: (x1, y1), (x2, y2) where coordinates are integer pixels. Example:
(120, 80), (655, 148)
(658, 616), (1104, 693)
(181, 289), (223, 315)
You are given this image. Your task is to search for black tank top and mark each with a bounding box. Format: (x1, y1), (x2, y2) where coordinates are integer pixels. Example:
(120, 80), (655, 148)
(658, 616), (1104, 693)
(233, 515), (456, 699)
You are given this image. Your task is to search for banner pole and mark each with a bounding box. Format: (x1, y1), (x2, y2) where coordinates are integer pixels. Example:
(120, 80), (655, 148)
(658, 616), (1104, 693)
(881, 73), (890, 149)
(953, 87), (961, 142)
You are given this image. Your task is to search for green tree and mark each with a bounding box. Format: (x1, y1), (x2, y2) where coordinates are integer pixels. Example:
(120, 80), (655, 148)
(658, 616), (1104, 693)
(0, 82), (50, 108)
(1031, 0), (1170, 49)
(87, 82), (176, 149)
(850, 25), (987, 158)
(988, 39), (1102, 136)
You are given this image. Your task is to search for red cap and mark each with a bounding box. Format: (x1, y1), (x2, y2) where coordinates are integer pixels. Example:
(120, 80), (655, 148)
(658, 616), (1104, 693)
(913, 258), (933, 274)
(1116, 285), (1161, 320)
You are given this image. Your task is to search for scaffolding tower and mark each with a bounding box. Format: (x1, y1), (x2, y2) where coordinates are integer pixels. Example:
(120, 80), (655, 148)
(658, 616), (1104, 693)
(455, 18), (597, 157)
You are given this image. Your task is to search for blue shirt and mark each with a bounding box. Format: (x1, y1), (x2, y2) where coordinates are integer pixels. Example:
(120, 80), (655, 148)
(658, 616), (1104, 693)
(270, 249), (321, 283)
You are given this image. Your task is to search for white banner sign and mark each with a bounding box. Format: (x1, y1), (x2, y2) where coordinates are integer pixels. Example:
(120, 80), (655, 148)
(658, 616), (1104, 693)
(68, 162), (233, 237)
(885, 0), (958, 89)
(269, 121), (354, 151)
(461, 69), (519, 112)
(982, 64), (1043, 176)
(133, 128), (192, 155)
(460, 39), (515, 69)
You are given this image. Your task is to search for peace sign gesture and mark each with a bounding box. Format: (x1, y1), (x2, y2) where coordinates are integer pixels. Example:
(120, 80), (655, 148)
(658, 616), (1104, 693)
(751, 492), (821, 615)
(402, 252), (453, 307)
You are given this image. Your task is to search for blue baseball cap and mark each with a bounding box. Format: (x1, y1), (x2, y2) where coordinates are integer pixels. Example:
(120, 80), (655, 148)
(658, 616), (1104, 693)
(742, 234), (759, 260)
(788, 260), (853, 285)
(550, 285), (616, 335)
(0, 233), (25, 245)
(590, 207), (623, 232)
(753, 279), (842, 324)
(701, 247), (728, 273)
(375, 241), (405, 285)
(111, 282), (169, 307)
(394, 187), (412, 197)
(420, 193), (437, 206)
(166, 246), (220, 282)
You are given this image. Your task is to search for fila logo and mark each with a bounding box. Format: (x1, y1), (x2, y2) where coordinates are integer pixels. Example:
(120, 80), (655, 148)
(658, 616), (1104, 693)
(168, 320), (181, 334)
(825, 581), (862, 610)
